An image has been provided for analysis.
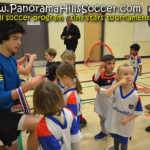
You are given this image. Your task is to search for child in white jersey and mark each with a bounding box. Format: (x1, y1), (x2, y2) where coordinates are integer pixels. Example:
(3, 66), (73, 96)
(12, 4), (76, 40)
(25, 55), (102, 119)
(61, 50), (87, 128)
(93, 54), (116, 140)
(124, 44), (142, 90)
(56, 62), (82, 128)
(33, 81), (82, 150)
(104, 63), (143, 150)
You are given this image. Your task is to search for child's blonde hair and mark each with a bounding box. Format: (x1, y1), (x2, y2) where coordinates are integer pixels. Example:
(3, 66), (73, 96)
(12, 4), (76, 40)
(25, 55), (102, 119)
(60, 50), (76, 61)
(45, 48), (57, 58)
(117, 63), (134, 75)
(56, 62), (82, 94)
(33, 81), (64, 115)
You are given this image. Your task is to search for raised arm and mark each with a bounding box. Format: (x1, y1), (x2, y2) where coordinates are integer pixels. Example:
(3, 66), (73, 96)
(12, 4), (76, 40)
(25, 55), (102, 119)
(92, 62), (105, 83)
(0, 75), (44, 107)
(105, 79), (127, 97)
(124, 54), (130, 58)
(17, 53), (30, 65)
(18, 54), (37, 75)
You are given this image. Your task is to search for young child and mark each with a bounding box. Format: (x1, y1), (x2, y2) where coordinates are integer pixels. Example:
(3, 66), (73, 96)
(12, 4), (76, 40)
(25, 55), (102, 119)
(104, 63), (143, 150)
(45, 48), (57, 81)
(34, 81), (82, 150)
(56, 62), (82, 128)
(56, 50), (76, 93)
(56, 50), (76, 95)
(93, 54), (116, 140)
(46, 61), (62, 82)
(60, 50), (87, 128)
(124, 44), (142, 90)
(61, 49), (76, 65)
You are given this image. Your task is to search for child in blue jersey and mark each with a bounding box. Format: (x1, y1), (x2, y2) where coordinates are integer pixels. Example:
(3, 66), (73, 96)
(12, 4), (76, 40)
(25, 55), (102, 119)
(124, 44), (142, 90)
(104, 63), (143, 150)
(92, 54), (116, 140)
(0, 20), (44, 150)
(56, 62), (82, 128)
(33, 81), (82, 150)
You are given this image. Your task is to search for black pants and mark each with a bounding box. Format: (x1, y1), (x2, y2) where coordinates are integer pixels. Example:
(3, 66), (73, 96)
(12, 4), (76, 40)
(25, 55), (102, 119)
(0, 110), (22, 146)
(66, 44), (77, 52)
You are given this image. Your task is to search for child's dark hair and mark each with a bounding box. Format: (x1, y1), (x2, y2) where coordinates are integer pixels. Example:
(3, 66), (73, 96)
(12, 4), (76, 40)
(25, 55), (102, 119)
(33, 81), (64, 115)
(0, 20), (25, 44)
(46, 61), (62, 81)
(130, 44), (140, 51)
(102, 54), (115, 62)
(56, 62), (82, 94)
(46, 48), (57, 58)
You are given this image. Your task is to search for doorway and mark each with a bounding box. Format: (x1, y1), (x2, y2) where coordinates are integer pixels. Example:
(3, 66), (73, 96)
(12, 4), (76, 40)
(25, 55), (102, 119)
(84, 13), (103, 62)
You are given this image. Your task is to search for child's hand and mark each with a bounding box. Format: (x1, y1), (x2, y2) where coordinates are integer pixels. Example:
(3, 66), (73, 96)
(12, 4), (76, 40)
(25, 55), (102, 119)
(139, 72), (142, 76)
(130, 55), (135, 60)
(98, 62), (105, 72)
(120, 118), (129, 125)
(95, 86), (100, 93)
(119, 78), (127, 86)
(124, 54), (130, 58)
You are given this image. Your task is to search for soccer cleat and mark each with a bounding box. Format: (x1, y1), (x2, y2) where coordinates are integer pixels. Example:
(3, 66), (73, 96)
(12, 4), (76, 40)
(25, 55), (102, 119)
(94, 131), (107, 140)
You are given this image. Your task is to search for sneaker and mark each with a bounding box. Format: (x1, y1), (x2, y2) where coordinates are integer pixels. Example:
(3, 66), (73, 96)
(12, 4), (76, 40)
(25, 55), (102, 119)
(11, 104), (22, 112)
(104, 146), (115, 150)
(145, 126), (150, 132)
(80, 119), (87, 128)
(94, 131), (107, 140)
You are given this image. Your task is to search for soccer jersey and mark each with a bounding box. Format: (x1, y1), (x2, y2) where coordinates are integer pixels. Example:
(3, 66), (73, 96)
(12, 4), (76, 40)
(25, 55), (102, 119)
(105, 86), (143, 137)
(93, 70), (116, 117)
(55, 73), (78, 94)
(0, 54), (23, 110)
(129, 54), (142, 82)
(55, 79), (66, 94)
(63, 88), (81, 124)
(129, 54), (142, 68)
(36, 108), (82, 150)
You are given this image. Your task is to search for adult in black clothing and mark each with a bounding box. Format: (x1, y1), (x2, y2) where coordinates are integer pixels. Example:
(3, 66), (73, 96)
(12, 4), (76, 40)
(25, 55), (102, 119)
(61, 16), (81, 52)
